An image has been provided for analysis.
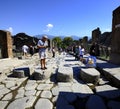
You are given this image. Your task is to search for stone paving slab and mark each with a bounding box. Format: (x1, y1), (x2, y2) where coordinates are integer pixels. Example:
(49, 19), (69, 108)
(97, 59), (120, 88)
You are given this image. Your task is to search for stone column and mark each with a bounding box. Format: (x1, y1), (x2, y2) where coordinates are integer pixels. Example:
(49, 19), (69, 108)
(92, 27), (101, 43)
(110, 6), (120, 65)
(0, 30), (13, 58)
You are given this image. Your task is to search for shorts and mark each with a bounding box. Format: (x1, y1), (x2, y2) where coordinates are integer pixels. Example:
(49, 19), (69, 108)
(39, 51), (46, 59)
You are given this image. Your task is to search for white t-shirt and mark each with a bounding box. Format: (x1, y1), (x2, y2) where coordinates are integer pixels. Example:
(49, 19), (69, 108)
(37, 40), (48, 52)
(22, 45), (29, 53)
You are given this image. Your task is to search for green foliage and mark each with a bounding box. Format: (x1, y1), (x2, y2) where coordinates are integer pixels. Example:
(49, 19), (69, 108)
(52, 37), (62, 48)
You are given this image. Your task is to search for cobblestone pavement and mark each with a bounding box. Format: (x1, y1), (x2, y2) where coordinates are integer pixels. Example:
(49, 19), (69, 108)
(0, 52), (120, 109)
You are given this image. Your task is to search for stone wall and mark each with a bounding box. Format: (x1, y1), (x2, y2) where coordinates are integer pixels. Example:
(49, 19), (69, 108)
(82, 36), (88, 51)
(0, 30), (13, 58)
(112, 6), (120, 31)
(110, 6), (120, 65)
(92, 27), (101, 43)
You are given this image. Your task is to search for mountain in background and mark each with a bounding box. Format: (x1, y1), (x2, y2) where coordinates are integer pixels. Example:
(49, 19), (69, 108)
(34, 34), (81, 40)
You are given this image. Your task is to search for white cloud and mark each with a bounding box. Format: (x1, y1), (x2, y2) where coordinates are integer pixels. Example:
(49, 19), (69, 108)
(43, 23), (53, 32)
(46, 23), (53, 28)
(7, 27), (13, 33)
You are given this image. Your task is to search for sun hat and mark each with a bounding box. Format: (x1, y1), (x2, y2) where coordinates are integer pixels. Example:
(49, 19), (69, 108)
(43, 35), (48, 39)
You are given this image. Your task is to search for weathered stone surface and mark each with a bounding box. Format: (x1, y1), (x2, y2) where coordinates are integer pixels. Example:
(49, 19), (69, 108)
(0, 101), (9, 109)
(0, 87), (10, 96)
(25, 90), (36, 96)
(71, 83), (93, 98)
(57, 66), (73, 82)
(110, 28), (120, 65)
(15, 87), (25, 99)
(25, 82), (38, 91)
(107, 100), (120, 109)
(33, 69), (45, 80)
(0, 84), (5, 90)
(51, 86), (59, 96)
(13, 67), (30, 78)
(13, 70), (25, 78)
(80, 68), (100, 84)
(110, 6), (120, 64)
(95, 85), (120, 99)
(35, 98), (53, 109)
(7, 96), (36, 109)
(86, 95), (107, 109)
(40, 90), (52, 99)
(37, 84), (53, 91)
(0, 30), (13, 58)
(2, 93), (13, 101)
(92, 27), (101, 42)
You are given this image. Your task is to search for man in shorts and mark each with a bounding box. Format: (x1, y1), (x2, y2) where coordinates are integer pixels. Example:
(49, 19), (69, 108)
(37, 35), (48, 70)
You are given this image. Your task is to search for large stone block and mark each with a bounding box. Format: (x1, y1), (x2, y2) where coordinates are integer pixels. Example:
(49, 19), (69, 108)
(80, 68), (100, 84)
(13, 67), (30, 78)
(33, 69), (45, 80)
(57, 66), (73, 82)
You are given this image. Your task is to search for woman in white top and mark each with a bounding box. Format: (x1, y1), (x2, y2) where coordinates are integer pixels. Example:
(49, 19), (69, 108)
(79, 45), (85, 61)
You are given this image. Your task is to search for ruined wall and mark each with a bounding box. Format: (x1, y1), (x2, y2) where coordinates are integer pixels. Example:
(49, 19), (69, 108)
(110, 6), (120, 64)
(82, 36), (88, 51)
(92, 27), (101, 43)
(112, 6), (120, 30)
(0, 30), (13, 58)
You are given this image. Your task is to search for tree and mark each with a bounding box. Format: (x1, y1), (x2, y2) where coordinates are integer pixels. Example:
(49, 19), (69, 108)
(52, 37), (62, 48)
(62, 37), (73, 49)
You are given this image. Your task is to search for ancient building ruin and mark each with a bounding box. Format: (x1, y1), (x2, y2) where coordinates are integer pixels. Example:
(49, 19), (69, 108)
(82, 36), (88, 51)
(0, 30), (13, 58)
(92, 27), (101, 43)
(110, 6), (120, 64)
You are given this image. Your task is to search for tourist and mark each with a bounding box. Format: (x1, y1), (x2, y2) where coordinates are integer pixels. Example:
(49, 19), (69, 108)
(22, 45), (29, 58)
(74, 45), (79, 60)
(37, 35), (48, 70)
(79, 45), (85, 62)
(29, 45), (34, 57)
(52, 47), (55, 58)
(89, 42), (96, 56)
(90, 42), (100, 56)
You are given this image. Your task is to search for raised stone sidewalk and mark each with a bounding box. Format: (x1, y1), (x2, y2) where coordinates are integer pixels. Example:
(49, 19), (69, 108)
(0, 53), (120, 109)
(96, 59), (120, 88)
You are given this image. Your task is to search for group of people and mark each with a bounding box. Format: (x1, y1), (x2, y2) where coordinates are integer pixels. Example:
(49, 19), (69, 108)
(22, 35), (56, 70)
(73, 42), (100, 68)
(73, 45), (85, 61)
(22, 35), (100, 70)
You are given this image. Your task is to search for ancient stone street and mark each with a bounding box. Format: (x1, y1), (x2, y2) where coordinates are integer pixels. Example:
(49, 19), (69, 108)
(0, 52), (120, 109)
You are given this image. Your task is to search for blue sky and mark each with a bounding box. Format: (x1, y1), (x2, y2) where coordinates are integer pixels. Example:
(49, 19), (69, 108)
(0, 0), (119, 38)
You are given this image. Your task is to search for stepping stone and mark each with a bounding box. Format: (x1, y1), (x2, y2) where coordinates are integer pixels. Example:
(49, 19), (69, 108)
(80, 68), (100, 84)
(57, 66), (73, 82)
(33, 69), (45, 80)
(13, 67), (30, 78)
